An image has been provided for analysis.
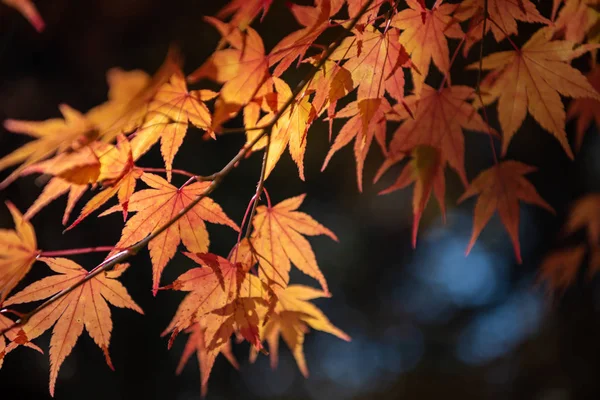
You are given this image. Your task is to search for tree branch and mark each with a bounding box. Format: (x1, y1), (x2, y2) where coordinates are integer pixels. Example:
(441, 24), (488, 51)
(0, 0), (375, 338)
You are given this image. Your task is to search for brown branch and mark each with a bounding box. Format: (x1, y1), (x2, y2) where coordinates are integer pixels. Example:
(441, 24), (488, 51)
(243, 129), (271, 240)
(0, 0), (375, 338)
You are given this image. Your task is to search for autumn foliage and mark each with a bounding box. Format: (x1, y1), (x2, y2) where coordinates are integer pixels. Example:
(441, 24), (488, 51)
(1, 0), (600, 397)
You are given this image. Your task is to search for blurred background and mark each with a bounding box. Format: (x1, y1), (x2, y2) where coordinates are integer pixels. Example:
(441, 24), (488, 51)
(1, 1), (600, 399)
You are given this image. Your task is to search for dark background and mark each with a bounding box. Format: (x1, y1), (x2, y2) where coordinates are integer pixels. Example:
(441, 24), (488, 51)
(1, 0), (600, 399)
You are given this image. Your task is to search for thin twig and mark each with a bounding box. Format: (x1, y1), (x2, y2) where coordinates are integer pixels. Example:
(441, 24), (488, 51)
(0, 0), (375, 338)
(474, 0), (499, 165)
(38, 246), (116, 257)
(139, 167), (196, 178)
(243, 131), (271, 240)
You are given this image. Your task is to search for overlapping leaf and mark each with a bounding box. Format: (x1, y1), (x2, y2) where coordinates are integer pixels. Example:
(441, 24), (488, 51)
(458, 161), (554, 263)
(129, 73), (214, 180)
(175, 322), (239, 397)
(250, 284), (350, 377)
(250, 194), (337, 292)
(163, 252), (271, 351)
(453, 0), (549, 55)
(381, 84), (493, 186)
(246, 78), (317, 180)
(470, 27), (600, 159)
(102, 173), (239, 294)
(321, 99), (388, 191)
(67, 136), (143, 228)
(0, 313), (43, 369)
(392, 0), (463, 95)
(0, 52), (180, 189)
(554, 0), (600, 43)
(0, 202), (38, 303)
(3, 258), (142, 396)
(330, 25), (413, 136)
(375, 145), (445, 248)
(269, 0), (337, 77)
(188, 17), (270, 123)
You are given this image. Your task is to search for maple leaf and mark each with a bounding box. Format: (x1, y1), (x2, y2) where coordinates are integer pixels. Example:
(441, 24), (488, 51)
(101, 173), (239, 294)
(458, 161), (554, 263)
(554, 0), (600, 43)
(2, 0), (45, 32)
(329, 25), (414, 137)
(0, 105), (98, 189)
(268, 0), (336, 77)
(379, 84), (494, 187)
(216, 0), (273, 28)
(188, 17), (269, 122)
(307, 59), (354, 122)
(163, 252), (272, 351)
(129, 73), (214, 180)
(391, 0), (463, 95)
(66, 136), (143, 228)
(539, 245), (587, 290)
(567, 66), (600, 151)
(3, 258), (142, 396)
(19, 137), (137, 225)
(250, 194), (337, 292)
(90, 47), (184, 142)
(175, 322), (239, 397)
(321, 99), (389, 191)
(469, 27), (600, 159)
(23, 178), (87, 225)
(375, 145), (446, 248)
(563, 193), (600, 247)
(0, 52), (181, 189)
(0, 313), (43, 369)
(250, 284), (350, 377)
(246, 77), (317, 180)
(347, 0), (384, 23)
(452, 0), (550, 55)
(0, 202), (38, 304)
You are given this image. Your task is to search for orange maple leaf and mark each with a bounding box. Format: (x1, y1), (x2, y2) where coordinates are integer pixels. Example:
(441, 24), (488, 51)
(129, 73), (214, 181)
(453, 0), (550, 55)
(0, 313), (43, 369)
(375, 145), (446, 248)
(250, 284), (350, 377)
(101, 173), (239, 294)
(246, 77), (317, 180)
(330, 25), (413, 138)
(392, 0), (463, 95)
(553, 0), (599, 43)
(0, 202), (38, 304)
(0, 105), (98, 189)
(66, 136), (143, 228)
(23, 178), (87, 225)
(567, 66), (600, 151)
(380, 84), (494, 187)
(163, 252), (271, 351)
(321, 99), (389, 191)
(216, 0), (273, 29)
(175, 322), (239, 398)
(188, 17), (270, 118)
(3, 258), (142, 396)
(539, 245), (587, 290)
(0, 51), (181, 189)
(2, 0), (45, 32)
(458, 161), (554, 263)
(268, 0), (336, 77)
(563, 193), (600, 247)
(250, 194), (338, 293)
(469, 27), (600, 159)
